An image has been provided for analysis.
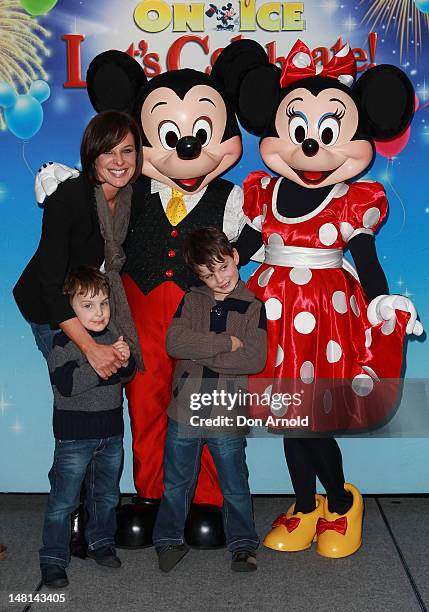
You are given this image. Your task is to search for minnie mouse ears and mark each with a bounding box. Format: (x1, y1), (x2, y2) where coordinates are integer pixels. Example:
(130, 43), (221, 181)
(353, 64), (414, 139)
(86, 50), (147, 115)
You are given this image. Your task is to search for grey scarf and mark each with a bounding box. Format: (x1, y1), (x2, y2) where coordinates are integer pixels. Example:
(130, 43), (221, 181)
(95, 184), (144, 371)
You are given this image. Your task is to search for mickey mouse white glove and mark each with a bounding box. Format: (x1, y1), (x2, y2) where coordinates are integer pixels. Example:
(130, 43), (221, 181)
(367, 294), (424, 336)
(35, 162), (80, 205)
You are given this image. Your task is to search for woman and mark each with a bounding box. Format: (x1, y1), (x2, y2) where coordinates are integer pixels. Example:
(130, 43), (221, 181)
(14, 111), (143, 374)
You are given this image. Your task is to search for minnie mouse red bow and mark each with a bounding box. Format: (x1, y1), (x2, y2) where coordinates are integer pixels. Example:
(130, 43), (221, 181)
(271, 513), (301, 533)
(280, 40), (356, 89)
(316, 516), (348, 536)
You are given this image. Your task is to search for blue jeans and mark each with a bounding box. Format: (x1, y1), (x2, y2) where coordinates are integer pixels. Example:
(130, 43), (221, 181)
(39, 436), (123, 567)
(30, 322), (59, 360)
(153, 419), (259, 552)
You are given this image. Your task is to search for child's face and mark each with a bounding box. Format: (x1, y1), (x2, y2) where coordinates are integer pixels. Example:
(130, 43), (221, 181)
(71, 289), (110, 332)
(196, 249), (240, 300)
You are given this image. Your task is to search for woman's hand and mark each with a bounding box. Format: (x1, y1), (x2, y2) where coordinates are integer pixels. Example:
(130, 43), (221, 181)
(60, 317), (123, 379)
(85, 342), (124, 379)
(112, 335), (131, 366)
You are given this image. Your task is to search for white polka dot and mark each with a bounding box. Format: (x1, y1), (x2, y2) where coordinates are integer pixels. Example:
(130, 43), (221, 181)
(300, 361), (314, 384)
(251, 214), (264, 231)
(292, 51), (311, 68)
(264, 384), (272, 399)
(350, 295), (360, 317)
(265, 298), (282, 321)
(319, 223), (338, 246)
(268, 233), (284, 245)
(270, 396), (288, 417)
(363, 207), (381, 229)
(340, 222), (354, 241)
(332, 291), (348, 314)
(260, 176), (270, 189)
(275, 345), (284, 367)
(381, 316), (396, 335)
(336, 43), (350, 57)
(257, 267), (275, 287)
(362, 366), (380, 382)
(323, 390), (333, 413)
(326, 340), (342, 363)
(315, 64), (323, 75)
(365, 328), (372, 347)
(289, 267), (312, 285)
(294, 311), (316, 334)
(352, 374), (374, 397)
(334, 183), (350, 197)
(338, 74), (354, 87)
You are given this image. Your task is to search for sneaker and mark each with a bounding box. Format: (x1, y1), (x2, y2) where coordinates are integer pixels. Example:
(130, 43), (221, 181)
(231, 549), (257, 572)
(157, 544), (189, 572)
(87, 546), (121, 568)
(40, 564), (69, 588)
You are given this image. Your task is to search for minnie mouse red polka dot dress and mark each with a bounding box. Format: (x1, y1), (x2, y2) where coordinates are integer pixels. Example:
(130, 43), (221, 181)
(244, 171), (409, 432)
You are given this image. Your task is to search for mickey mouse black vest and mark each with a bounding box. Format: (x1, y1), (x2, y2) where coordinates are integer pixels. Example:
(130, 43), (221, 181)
(123, 175), (234, 294)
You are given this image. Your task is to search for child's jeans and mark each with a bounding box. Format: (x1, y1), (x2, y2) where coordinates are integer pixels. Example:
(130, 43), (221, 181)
(153, 419), (259, 552)
(39, 435), (123, 568)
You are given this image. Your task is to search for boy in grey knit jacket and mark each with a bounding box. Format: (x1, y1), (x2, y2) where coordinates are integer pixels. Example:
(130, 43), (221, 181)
(153, 228), (267, 574)
(40, 268), (135, 589)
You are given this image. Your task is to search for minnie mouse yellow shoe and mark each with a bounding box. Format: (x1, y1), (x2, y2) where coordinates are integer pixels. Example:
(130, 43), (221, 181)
(316, 483), (363, 558)
(263, 494), (325, 552)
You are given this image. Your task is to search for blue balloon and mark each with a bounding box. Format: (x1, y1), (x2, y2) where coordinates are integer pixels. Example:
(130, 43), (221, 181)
(4, 94), (43, 139)
(0, 82), (16, 109)
(415, 0), (429, 13)
(29, 80), (50, 103)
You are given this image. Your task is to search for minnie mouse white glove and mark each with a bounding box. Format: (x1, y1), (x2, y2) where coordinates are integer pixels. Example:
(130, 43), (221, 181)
(367, 294), (424, 336)
(35, 162), (80, 204)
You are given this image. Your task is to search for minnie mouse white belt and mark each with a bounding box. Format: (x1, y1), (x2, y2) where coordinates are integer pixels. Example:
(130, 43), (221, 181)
(264, 245), (343, 268)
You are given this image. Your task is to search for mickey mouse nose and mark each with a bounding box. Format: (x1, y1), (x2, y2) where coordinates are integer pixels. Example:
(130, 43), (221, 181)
(176, 136), (202, 160)
(301, 138), (319, 157)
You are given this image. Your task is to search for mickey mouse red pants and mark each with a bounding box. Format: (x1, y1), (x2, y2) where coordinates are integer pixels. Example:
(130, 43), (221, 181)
(122, 274), (223, 506)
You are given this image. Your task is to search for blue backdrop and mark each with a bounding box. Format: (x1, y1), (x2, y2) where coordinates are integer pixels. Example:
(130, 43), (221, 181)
(1, 0), (428, 493)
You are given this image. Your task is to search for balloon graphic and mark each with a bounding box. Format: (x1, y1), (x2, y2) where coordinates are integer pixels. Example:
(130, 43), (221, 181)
(0, 80), (51, 139)
(414, 0), (429, 14)
(20, 0), (58, 16)
(375, 94), (419, 159)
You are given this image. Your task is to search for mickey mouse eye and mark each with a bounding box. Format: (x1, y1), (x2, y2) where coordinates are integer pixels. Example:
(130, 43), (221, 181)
(318, 116), (340, 146)
(193, 117), (212, 147)
(288, 115), (308, 145)
(159, 121), (181, 150)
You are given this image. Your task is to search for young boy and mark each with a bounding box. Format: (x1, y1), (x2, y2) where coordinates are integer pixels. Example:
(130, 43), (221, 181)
(40, 267), (135, 589)
(153, 228), (267, 573)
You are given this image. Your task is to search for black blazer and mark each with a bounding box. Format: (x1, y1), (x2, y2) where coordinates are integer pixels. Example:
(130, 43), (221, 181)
(13, 174), (105, 327)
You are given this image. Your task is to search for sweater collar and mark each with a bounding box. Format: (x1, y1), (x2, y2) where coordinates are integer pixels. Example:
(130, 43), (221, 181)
(190, 279), (254, 303)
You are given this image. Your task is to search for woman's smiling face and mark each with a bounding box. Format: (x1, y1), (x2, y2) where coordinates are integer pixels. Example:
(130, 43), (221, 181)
(94, 131), (137, 194)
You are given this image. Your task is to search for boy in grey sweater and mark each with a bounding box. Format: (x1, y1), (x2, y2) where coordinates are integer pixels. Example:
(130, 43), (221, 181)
(40, 268), (135, 589)
(153, 228), (267, 573)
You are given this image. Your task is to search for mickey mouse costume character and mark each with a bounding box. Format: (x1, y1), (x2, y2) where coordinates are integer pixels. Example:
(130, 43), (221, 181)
(212, 39), (423, 557)
(35, 50), (245, 546)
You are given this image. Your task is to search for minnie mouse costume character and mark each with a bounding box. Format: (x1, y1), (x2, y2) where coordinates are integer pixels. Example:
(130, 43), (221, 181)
(36, 50), (245, 546)
(212, 39), (423, 557)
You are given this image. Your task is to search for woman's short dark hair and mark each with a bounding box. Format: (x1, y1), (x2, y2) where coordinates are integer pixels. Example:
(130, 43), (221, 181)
(184, 227), (234, 271)
(80, 110), (143, 185)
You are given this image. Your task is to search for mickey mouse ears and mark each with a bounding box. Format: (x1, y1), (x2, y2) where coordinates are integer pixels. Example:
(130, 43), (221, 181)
(87, 50), (147, 114)
(280, 40), (356, 89)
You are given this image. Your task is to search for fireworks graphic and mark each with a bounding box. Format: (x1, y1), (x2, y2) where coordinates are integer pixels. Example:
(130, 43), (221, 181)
(362, 0), (429, 59)
(0, 0), (50, 129)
